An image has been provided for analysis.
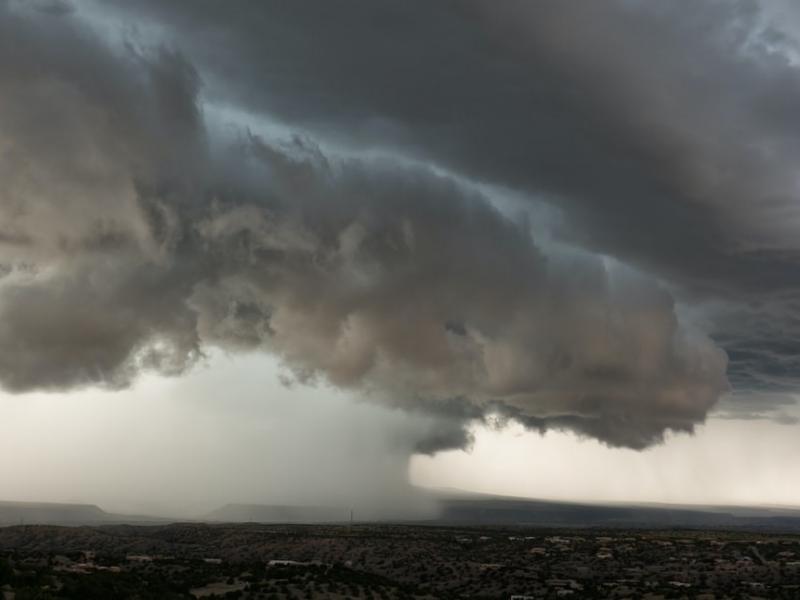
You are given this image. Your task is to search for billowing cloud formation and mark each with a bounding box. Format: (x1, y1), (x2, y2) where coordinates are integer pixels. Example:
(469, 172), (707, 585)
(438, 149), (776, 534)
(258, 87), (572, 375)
(92, 0), (800, 398)
(91, 0), (800, 269)
(194, 143), (727, 449)
(5, 0), (785, 452)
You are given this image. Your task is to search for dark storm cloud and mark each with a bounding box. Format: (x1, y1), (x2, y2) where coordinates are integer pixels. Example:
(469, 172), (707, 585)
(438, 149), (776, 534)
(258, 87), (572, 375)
(91, 0), (800, 288)
(88, 0), (800, 414)
(0, 0), (734, 450)
(0, 1), (208, 391)
(182, 132), (729, 449)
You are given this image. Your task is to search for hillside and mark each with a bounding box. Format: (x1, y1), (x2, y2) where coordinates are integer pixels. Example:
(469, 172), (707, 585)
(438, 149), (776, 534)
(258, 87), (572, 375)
(5, 492), (800, 531)
(0, 501), (166, 526)
(204, 504), (351, 524)
(430, 490), (800, 531)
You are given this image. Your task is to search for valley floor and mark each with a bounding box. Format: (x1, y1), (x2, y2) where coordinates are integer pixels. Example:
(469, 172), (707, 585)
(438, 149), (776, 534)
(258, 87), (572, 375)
(1, 523), (800, 598)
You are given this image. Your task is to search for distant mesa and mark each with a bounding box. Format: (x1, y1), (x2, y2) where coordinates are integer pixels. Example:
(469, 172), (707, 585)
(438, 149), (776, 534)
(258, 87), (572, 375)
(0, 500), (165, 526)
(428, 489), (800, 531)
(203, 504), (350, 524)
(4, 493), (800, 531)
(0, 501), (108, 526)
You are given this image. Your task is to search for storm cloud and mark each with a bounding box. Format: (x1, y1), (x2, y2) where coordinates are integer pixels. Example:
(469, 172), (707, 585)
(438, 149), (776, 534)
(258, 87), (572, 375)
(4, 0), (799, 452)
(92, 1), (800, 280)
(76, 0), (800, 401)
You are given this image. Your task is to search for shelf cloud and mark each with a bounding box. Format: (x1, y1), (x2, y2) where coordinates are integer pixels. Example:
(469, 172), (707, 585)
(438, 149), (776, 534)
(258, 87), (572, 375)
(2, 0), (799, 453)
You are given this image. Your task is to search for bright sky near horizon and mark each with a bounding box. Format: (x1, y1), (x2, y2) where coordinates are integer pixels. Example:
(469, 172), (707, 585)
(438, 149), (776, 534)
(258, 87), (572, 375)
(2, 353), (800, 515)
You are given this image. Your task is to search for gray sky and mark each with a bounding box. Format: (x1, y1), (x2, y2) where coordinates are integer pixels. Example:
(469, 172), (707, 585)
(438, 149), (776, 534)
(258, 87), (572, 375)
(2, 0), (800, 513)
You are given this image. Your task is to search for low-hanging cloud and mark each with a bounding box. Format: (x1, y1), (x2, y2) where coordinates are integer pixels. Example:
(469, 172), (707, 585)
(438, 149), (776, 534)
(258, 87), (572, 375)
(0, 1), (733, 451)
(88, 0), (800, 411)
